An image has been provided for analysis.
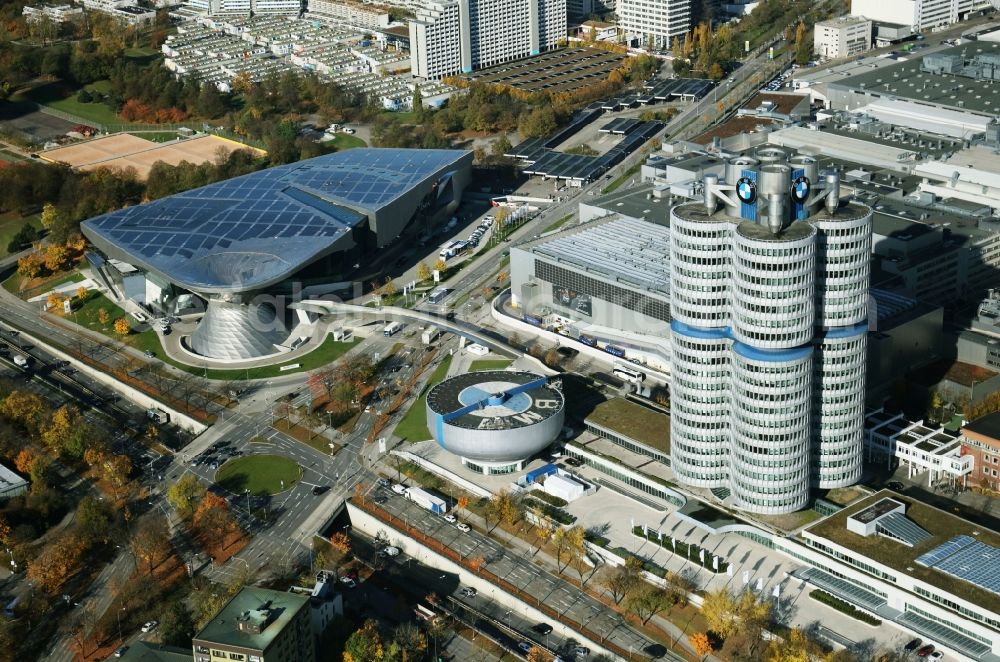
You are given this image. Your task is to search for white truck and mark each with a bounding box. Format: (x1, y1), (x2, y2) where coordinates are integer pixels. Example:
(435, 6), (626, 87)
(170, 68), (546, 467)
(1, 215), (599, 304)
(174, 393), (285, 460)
(404, 487), (447, 514)
(421, 326), (440, 345)
(12, 354), (29, 368)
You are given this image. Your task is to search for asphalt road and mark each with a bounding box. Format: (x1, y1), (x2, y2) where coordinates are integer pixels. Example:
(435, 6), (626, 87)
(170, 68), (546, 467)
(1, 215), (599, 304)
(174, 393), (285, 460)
(369, 483), (669, 660)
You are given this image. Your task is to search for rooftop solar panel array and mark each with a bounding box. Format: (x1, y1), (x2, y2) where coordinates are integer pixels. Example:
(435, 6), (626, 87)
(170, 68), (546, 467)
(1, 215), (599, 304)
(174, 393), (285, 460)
(644, 78), (716, 100)
(82, 148), (468, 293)
(916, 535), (1000, 597)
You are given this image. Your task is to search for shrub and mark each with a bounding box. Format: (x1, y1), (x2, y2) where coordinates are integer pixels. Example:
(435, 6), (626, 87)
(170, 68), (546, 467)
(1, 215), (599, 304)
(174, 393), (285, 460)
(528, 490), (568, 507)
(523, 497), (575, 524)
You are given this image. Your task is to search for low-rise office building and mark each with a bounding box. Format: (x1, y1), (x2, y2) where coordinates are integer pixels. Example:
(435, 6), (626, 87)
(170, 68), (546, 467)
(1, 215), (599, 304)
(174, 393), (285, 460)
(863, 409), (972, 486)
(193, 587), (315, 662)
(814, 15), (872, 60)
(960, 412), (1000, 491)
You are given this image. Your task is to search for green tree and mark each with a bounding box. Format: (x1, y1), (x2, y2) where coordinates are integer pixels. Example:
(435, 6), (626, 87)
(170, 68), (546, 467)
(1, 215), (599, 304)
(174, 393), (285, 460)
(701, 587), (739, 640)
(197, 84), (227, 119)
(166, 474), (206, 520)
(76, 496), (117, 545)
(794, 21), (811, 65)
(159, 600), (196, 648)
(491, 134), (512, 157)
(40, 203), (60, 230)
(344, 619), (384, 662)
(626, 583), (675, 624)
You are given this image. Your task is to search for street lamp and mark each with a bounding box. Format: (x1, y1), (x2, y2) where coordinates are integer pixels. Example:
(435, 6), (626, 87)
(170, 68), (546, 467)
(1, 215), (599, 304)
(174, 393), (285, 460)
(244, 489), (251, 515)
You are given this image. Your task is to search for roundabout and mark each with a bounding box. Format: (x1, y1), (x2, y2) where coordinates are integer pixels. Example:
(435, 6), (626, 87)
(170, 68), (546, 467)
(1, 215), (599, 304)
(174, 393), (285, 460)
(215, 454), (301, 496)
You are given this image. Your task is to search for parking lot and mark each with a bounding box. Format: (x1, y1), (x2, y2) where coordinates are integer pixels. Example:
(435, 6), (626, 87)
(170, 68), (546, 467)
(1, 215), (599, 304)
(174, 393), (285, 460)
(0, 102), (81, 145)
(464, 47), (627, 95)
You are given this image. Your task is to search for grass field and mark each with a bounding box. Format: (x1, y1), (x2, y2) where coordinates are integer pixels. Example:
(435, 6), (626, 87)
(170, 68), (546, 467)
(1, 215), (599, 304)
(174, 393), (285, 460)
(602, 163), (642, 194)
(0, 211), (40, 257)
(3, 268), (84, 296)
(328, 133), (367, 150)
(586, 397), (670, 452)
(394, 355), (453, 441)
(14, 80), (120, 127)
(215, 454), (301, 496)
(469, 359), (512, 372)
(72, 291), (128, 334)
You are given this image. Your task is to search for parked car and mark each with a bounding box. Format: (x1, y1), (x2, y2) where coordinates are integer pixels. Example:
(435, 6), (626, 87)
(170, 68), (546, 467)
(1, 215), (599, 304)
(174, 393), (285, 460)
(927, 652), (944, 661)
(382, 546), (400, 557)
(518, 642), (532, 653)
(916, 645), (936, 658)
(887, 481), (905, 491)
(904, 639), (922, 652)
(391, 483), (407, 495)
(443, 514), (457, 523)
(456, 523), (470, 532)
(460, 587), (477, 597)
(114, 647), (128, 658)
(141, 620), (158, 633)
(572, 647), (590, 658)
(377, 478), (391, 488)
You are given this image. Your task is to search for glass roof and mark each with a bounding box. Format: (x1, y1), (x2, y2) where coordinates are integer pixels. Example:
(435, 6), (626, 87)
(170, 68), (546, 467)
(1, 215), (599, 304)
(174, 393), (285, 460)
(81, 149), (467, 293)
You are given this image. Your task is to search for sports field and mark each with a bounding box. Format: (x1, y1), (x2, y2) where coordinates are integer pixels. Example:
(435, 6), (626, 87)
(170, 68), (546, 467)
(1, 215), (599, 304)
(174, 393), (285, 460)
(39, 133), (265, 180)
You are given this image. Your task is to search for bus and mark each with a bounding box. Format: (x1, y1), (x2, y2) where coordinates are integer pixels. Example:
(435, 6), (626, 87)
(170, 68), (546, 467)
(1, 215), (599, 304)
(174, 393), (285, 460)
(604, 344), (626, 358)
(613, 365), (646, 384)
(383, 322), (402, 337)
(428, 288), (449, 304)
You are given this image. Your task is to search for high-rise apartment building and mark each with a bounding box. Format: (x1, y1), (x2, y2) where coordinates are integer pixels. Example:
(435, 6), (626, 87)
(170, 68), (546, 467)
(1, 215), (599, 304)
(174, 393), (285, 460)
(669, 151), (872, 514)
(409, 0), (567, 79)
(617, 0), (689, 49)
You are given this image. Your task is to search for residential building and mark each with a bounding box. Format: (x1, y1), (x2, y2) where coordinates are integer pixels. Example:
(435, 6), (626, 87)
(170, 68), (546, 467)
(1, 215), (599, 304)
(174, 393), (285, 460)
(960, 412), (1000, 490)
(850, 0), (992, 32)
(567, 0), (614, 18)
(22, 4), (84, 22)
(184, 0), (300, 14)
(617, 0), (690, 49)
(409, 0), (567, 79)
(193, 587), (315, 662)
(307, 0), (390, 27)
(75, 0), (158, 23)
(669, 155), (872, 514)
(813, 15), (872, 60)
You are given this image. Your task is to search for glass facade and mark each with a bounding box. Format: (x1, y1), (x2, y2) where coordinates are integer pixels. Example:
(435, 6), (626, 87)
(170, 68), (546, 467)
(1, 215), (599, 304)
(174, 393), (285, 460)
(535, 260), (671, 322)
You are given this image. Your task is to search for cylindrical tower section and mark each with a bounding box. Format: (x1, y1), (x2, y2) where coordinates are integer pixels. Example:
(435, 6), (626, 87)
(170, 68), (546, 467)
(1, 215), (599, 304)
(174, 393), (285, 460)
(789, 155), (820, 215)
(755, 147), (787, 164)
(724, 157), (758, 217)
(670, 203), (733, 328)
(730, 345), (812, 514)
(812, 202), (872, 328)
(731, 222), (816, 349)
(759, 164), (791, 232)
(669, 330), (731, 488)
(812, 328), (867, 488)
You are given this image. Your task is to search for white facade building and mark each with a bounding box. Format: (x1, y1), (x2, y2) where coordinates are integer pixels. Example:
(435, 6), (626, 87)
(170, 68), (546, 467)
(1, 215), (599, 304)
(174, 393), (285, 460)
(22, 4), (84, 21)
(669, 152), (872, 514)
(617, 0), (690, 49)
(850, 0), (992, 32)
(185, 0), (300, 14)
(307, 0), (390, 27)
(814, 15), (872, 60)
(409, 0), (566, 79)
(864, 409), (974, 486)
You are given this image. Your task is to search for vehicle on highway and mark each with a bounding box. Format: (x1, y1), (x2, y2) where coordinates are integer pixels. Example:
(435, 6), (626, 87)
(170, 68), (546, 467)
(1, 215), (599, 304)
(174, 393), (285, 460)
(391, 483), (407, 495)
(141, 620), (159, 633)
(114, 647), (128, 658)
(12, 354), (29, 367)
(571, 646), (590, 658)
(460, 587), (477, 597)
(533, 623), (553, 635)
(373, 495), (388, 504)
(443, 514), (457, 523)
(917, 645), (936, 657)
(456, 523), (470, 532)
(312, 485), (328, 495)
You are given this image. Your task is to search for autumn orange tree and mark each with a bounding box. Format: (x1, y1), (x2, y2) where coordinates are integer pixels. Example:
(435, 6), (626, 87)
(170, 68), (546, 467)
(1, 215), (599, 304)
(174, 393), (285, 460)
(27, 535), (86, 594)
(98, 308), (110, 325)
(1, 389), (49, 432)
(689, 632), (714, 660)
(114, 317), (131, 336)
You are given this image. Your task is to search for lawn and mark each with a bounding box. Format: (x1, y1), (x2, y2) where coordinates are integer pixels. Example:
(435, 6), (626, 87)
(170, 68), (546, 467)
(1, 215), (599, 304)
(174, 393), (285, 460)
(585, 397), (670, 452)
(394, 355), (452, 441)
(0, 211), (40, 257)
(14, 80), (120, 127)
(3, 268), (85, 296)
(601, 163), (641, 194)
(542, 214), (575, 234)
(328, 133), (367, 150)
(71, 291), (128, 334)
(469, 359), (512, 372)
(215, 454), (301, 496)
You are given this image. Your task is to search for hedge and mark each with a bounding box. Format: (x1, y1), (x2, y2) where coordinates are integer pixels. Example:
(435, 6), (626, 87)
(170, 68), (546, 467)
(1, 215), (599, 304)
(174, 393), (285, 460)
(809, 590), (882, 626)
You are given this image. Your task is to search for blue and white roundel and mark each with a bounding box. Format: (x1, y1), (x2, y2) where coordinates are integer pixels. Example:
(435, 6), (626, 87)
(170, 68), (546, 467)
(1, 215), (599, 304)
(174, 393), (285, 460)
(736, 177), (757, 204)
(791, 175), (810, 203)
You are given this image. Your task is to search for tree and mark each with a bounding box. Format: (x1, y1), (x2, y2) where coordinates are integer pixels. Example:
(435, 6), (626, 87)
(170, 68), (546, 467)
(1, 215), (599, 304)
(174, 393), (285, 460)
(16, 254), (42, 279)
(603, 555), (643, 604)
(415, 261), (431, 282)
(626, 583), (676, 624)
(484, 490), (521, 531)
(433, 258), (447, 273)
(42, 404), (94, 458)
(98, 308), (110, 325)
(550, 525), (586, 573)
(526, 646), (548, 662)
(27, 535), (85, 593)
(491, 134), (512, 157)
(735, 589), (771, 656)
(43, 243), (70, 272)
(193, 492), (231, 532)
(329, 531), (352, 558)
(131, 518), (170, 575)
(689, 632), (714, 660)
(159, 600), (195, 648)
(166, 474), (207, 520)
(389, 622), (425, 662)
(76, 495), (117, 545)
(344, 619), (384, 662)
(75, 285), (87, 302)
(40, 203), (60, 230)
(456, 495), (470, 513)
(701, 587), (739, 640)
(411, 84), (423, 113)
(114, 317), (130, 336)
(2, 391), (48, 432)
(46, 291), (63, 311)
(794, 21), (811, 65)
(764, 627), (823, 662)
